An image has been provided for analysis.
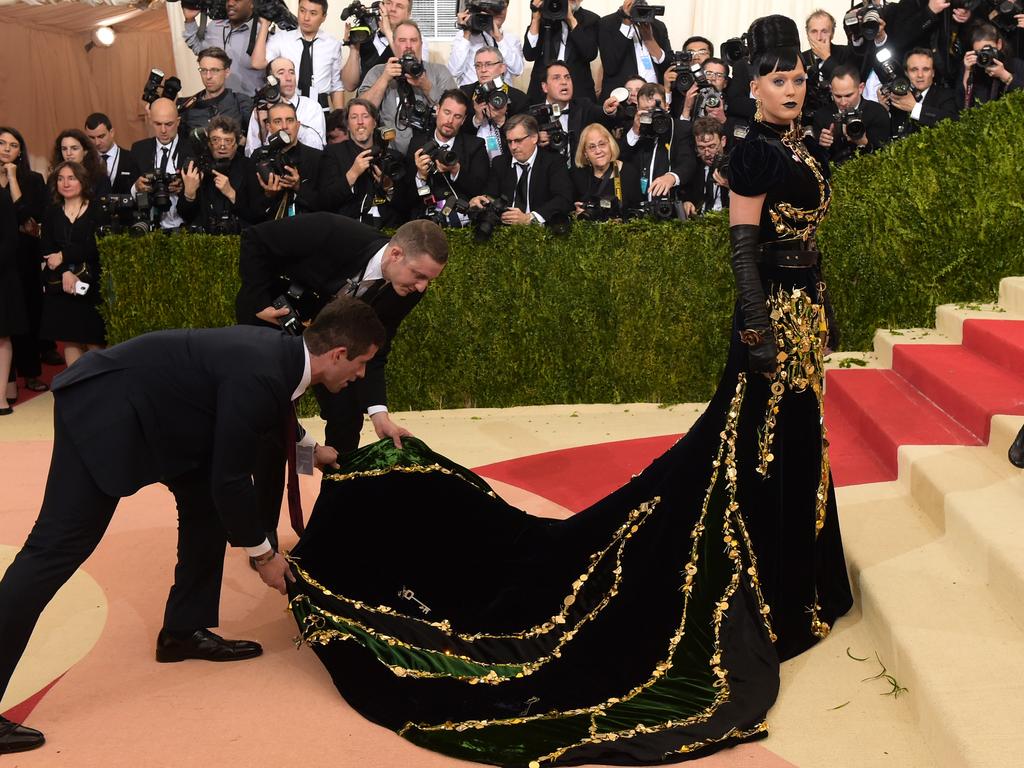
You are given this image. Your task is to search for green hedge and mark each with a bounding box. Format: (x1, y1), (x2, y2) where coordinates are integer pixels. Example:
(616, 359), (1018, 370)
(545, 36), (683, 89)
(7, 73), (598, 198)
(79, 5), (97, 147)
(100, 92), (1024, 410)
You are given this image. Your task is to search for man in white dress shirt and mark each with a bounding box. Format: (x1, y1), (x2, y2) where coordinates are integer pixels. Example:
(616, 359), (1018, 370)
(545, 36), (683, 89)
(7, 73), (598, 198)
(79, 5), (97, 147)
(246, 57), (328, 153)
(447, 0), (524, 86)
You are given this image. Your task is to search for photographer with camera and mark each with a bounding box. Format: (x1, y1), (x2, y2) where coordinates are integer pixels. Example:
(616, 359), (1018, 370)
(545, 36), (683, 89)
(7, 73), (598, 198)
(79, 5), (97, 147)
(469, 113), (573, 227)
(129, 98), (194, 230)
(535, 60), (618, 161)
(618, 82), (695, 204)
(179, 115), (263, 232)
(674, 57), (730, 125)
(252, 0), (343, 112)
(319, 98), (410, 227)
(882, 0), (978, 89)
(958, 21), (1024, 108)
(409, 89), (488, 226)
(524, 0), (599, 103)
(663, 37), (712, 117)
(802, 10), (854, 115)
(340, 0), (431, 92)
(182, 0), (264, 99)
(252, 102), (324, 218)
(449, 0), (524, 86)
(460, 46), (528, 159)
(813, 64), (892, 166)
(571, 123), (641, 221)
(598, 0), (672, 100)
(179, 47), (255, 131)
(358, 20), (458, 154)
(881, 47), (958, 136)
(84, 114), (142, 195)
(681, 116), (729, 217)
(246, 57), (327, 152)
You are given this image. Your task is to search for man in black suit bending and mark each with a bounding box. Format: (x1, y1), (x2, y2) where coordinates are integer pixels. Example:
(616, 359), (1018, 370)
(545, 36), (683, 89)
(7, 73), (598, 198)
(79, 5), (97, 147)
(0, 297), (385, 755)
(469, 114), (573, 227)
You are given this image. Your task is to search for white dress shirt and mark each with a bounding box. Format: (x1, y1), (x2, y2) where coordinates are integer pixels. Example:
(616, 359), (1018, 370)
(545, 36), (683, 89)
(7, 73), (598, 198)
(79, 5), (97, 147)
(266, 28), (344, 102)
(245, 93), (327, 154)
(625, 124), (680, 199)
(526, 21), (568, 62)
(102, 144), (120, 180)
(620, 23), (664, 84)
(448, 32), (525, 86)
(139, 135), (184, 229)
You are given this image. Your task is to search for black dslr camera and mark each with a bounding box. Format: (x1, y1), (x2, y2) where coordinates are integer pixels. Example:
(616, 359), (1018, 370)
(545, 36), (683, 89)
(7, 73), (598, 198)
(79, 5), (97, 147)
(474, 78), (510, 110)
(188, 127), (234, 176)
(843, 0), (886, 42)
(874, 46), (914, 99)
(142, 69), (182, 104)
(368, 127), (407, 182)
(639, 107), (673, 139)
(96, 194), (157, 237)
(255, 0), (298, 30)
(629, 0), (665, 24)
(396, 91), (435, 132)
(166, 0), (228, 19)
(469, 195), (511, 241)
(710, 150), (732, 184)
(340, 0), (382, 45)
(528, 102), (569, 152)
(144, 171), (176, 211)
(421, 137), (458, 172)
(833, 107), (866, 140)
(459, 0), (506, 35)
(975, 44), (1002, 69)
(577, 198), (617, 222)
(272, 282), (323, 336)
(626, 195), (685, 222)
(254, 75), (282, 110)
(671, 59), (702, 96)
(399, 51), (425, 78)
(540, 0), (567, 22)
(252, 130), (293, 183)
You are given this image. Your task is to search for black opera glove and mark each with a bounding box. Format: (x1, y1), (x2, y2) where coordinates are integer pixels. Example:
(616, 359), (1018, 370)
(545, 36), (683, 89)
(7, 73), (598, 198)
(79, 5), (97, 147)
(729, 224), (778, 375)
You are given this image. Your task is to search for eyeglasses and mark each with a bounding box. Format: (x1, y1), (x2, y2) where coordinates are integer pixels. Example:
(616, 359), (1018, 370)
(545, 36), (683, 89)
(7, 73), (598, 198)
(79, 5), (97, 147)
(704, 72), (726, 80)
(474, 60), (501, 69)
(584, 141), (609, 152)
(198, 67), (225, 75)
(688, 48), (710, 56)
(209, 136), (237, 146)
(506, 135), (531, 146)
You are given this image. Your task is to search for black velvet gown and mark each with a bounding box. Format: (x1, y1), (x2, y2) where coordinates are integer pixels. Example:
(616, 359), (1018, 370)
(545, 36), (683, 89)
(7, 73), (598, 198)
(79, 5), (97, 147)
(286, 119), (854, 767)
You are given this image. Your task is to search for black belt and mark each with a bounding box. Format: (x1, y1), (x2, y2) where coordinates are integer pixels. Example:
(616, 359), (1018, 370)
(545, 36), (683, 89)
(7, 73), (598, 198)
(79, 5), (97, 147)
(760, 240), (819, 268)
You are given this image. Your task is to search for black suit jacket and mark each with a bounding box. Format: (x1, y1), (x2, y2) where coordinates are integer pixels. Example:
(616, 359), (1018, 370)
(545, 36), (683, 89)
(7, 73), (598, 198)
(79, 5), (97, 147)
(318, 141), (409, 227)
(890, 84), (958, 137)
(129, 137), (195, 176)
(683, 163), (730, 212)
(50, 326), (305, 547)
(177, 153), (265, 228)
(597, 9), (673, 99)
(406, 131), (489, 207)
(486, 149), (573, 223)
(523, 8), (600, 103)
(256, 142), (323, 219)
(813, 98), (892, 165)
(460, 82), (530, 120)
(109, 146), (142, 194)
(237, 213), (422, 410)
(617, 118), (697, 194)
(570, 160), (643, 215)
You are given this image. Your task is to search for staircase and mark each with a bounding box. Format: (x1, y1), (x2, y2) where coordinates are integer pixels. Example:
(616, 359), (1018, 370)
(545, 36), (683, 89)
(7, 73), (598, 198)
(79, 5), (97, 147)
(824, 277), (1024, 768)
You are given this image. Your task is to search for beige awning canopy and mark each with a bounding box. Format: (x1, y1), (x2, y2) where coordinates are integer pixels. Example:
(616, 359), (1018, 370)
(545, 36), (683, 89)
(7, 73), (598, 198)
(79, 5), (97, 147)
(0, 0), (169, 34)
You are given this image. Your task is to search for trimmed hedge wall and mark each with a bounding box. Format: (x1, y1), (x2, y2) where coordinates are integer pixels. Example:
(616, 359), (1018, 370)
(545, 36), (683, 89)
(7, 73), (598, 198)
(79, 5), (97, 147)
(100, 92), (1024, 410)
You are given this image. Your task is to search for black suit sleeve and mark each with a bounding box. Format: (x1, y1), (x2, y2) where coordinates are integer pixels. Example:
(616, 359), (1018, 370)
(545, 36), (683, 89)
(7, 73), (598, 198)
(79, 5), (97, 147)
(317, 144), (360, 213)
(353, 289), (422, 410)
(535, 154), (573, 222)
(291, 147), (323, 213)
(669, 121), (697, 188)
(865, 102), (893, 150)
(916, 87), (958, 126)
(13, 171), (46, 225)
(618, 160), (643, 210)
(452, 136), (489, 200)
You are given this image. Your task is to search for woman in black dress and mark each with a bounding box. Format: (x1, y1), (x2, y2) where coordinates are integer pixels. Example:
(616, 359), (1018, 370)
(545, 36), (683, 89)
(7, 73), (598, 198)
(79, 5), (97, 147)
(570, 123), (642, 221)
(0, 127), (49, 405)
(39, 161), (105, 367)
(0, 143), (29, 416)
(48, 129), (110, 197)
(285, 14), (852, 766)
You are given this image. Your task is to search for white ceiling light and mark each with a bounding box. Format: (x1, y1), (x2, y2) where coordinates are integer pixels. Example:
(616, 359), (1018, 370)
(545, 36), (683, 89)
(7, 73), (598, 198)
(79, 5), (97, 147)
(93, 25), (116, 47)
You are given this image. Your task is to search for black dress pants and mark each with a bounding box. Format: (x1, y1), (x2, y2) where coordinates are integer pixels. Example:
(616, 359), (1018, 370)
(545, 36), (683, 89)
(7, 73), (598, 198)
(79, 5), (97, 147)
(0, 413), (228, 704)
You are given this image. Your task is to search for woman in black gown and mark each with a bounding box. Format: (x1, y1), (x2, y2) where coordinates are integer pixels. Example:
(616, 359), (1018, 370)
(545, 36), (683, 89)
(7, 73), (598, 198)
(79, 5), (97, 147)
(570, 123), (643, 221)
(39, 161), (105, 367)
(286, 15), (853, 767)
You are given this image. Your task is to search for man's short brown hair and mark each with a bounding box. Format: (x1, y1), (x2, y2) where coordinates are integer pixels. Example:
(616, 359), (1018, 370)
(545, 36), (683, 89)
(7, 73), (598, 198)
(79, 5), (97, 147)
(197, 46), (232, 69)
(390, 220), (449, 265)
(305, 295), (386, 358)
(692, 117), (725, 140)
(505, 113), (539, 137)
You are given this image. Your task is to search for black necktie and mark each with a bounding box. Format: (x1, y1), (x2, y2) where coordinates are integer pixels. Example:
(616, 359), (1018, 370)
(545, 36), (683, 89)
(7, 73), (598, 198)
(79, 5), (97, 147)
(359, 278), (387, 305)
(298, 38), (314, 97)
(545, 22), (561, 66)
(514, 162), (530, 211)
(102, 153), (111, 178)
(703, 167), (716, 212)
(158, 147), (170, 174)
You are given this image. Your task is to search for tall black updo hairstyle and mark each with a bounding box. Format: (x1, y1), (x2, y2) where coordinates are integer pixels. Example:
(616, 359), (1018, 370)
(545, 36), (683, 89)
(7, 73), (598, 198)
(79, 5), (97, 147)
(747, 14), (802, 76)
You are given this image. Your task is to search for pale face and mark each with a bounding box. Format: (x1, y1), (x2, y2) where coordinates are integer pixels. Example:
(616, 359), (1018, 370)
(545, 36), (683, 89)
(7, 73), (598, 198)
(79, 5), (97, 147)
(906, 54), (935, 91)
(685, 41), (711, 66)
(85, 124), (115, 153)
(393, 23), (422, 58)
(347, 105), (376, 145)
(382, 248), (445, 296)
(625, 78), (646, 105)
(506, 125), (537, 163)
(384, 0), (411, 26)
(321, 345), (377, 393)
(695, 133), (725, 165)
(435, 98), (467, 140)
(582, 129), (612, 170)
(703, 62), (727, 92)
(829, 74), (862, 111)
(149, 102), (180, 144)
(0, 132), (21, 164)
(298, 0), (326, 35)
(61, 137), (85, 164)
(542, 65), (573, 104)
(752, 60), (807, 124)
(208, 128), (238, 160)
(271, 59), (297, 99)
(56, 167), (83, 199)
(807, 14), (835, 46)
(268, 107), (300, 144)
(474, 52), (506, 83)
(198, 56), (229, 95)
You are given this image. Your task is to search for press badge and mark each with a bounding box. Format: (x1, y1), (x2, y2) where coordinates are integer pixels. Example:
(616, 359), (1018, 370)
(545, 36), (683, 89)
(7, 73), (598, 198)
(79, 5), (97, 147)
(296, 443), (315, 475)
(640, 51), (653, 72)
(485, 134), (501, 154)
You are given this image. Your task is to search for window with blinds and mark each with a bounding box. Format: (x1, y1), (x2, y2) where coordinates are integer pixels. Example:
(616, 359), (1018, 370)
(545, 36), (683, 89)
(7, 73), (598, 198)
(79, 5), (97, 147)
(411, 0), (459, 40)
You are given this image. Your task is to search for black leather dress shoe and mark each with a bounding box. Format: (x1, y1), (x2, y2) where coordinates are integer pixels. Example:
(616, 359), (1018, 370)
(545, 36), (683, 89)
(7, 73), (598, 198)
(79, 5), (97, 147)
(155, 629), (263, 663)
(0, 716), (45, 754)
(1009, 425), (1024, 468)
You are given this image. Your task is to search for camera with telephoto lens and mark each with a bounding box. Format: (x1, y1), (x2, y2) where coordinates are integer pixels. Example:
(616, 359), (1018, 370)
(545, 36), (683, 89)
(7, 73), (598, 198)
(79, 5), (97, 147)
(626, 195), (685, 222)
(272, 284), (308, 336)
(843, 0), (886, 43)
(671, 60), (702, 96)
(254, 75), (282, 110)
(144, 171), (176, 211)
(203, 212), (241, 235)
(975, 44), (1002, 69)
(874, 47), (914, 98)
(188, 128), (233, 176)
(990, 0), (1024, 16)
(474, 78), (510, 110)
(697, 87), (724, 117)
(639, 106), (673, 139)
(399, 52), (425, 78)
(528, 102), (569, 152)
(459, 0), (505, 35)
(367, 127), (408, 182)
(95, 194), (155, 237)
(710, 150), (731, 184)
(421, 137), (458, 173)
(340, 1), (382, 45)
(142, 69), (182, 104)
(469, 195), (511, 241)
(166, 0), (229, 19)
(396, 90), (435, 133)
(629, 0), (665, 24)
(577, 198), (616, 222)
(834, 107), (866, 140)
(541, 0), (567, 21)
(255, 0), (298, 30)
(252, 130), (292, 183)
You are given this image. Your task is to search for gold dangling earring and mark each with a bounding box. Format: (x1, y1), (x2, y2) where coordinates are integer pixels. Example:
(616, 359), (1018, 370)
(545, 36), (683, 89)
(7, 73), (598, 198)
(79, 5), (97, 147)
(755, 98), (764, 123)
